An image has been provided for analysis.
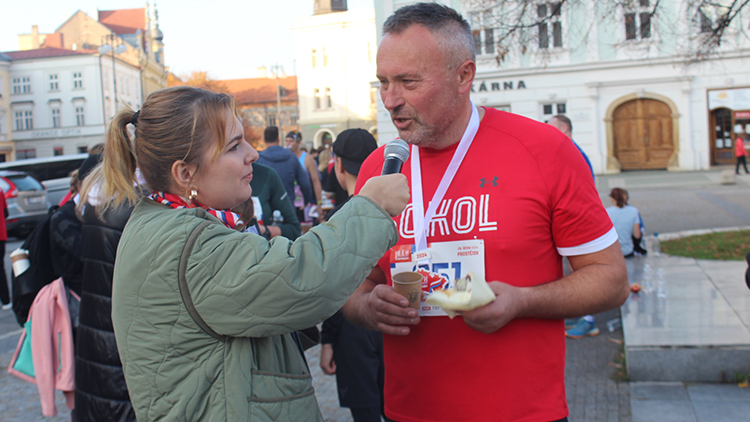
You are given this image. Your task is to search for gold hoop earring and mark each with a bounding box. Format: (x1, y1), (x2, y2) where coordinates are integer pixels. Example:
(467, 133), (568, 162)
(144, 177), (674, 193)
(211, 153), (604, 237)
(188, 187), (198, 203)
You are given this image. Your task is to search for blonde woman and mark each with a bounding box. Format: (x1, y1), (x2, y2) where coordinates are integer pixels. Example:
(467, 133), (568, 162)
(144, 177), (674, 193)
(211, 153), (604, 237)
(101, 86), (409, 421)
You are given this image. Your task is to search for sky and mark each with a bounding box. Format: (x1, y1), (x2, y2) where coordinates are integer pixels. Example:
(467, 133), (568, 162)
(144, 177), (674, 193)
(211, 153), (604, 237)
(0, 0), (374, 80)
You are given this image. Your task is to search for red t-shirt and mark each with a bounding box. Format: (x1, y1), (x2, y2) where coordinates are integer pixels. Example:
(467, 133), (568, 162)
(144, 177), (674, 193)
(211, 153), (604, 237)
(355, 108), (615, 422)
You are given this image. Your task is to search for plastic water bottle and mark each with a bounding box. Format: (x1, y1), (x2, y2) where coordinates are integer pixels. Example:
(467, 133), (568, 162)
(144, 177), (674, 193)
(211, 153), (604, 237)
(606, 318), (622, 332)
(272, 210), (284, 225)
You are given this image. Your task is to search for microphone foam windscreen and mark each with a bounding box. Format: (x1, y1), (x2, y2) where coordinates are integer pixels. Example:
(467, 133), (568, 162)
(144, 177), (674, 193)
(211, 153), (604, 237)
(384, 138), (410, 162)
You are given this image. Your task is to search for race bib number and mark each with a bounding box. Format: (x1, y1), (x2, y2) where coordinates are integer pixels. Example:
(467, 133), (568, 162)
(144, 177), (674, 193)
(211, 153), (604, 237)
(389, 239), (485, 317)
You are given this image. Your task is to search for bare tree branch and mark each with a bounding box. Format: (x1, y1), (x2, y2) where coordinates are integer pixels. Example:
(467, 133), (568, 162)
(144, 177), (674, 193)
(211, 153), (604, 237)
(463, 0), (749, 67)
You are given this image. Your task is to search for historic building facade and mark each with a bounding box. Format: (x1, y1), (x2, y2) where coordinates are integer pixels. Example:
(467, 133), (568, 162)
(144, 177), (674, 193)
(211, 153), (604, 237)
(374, 1), (750, 173)
(292, 2), (379, 148)
(2, 4), (168, 160)
(2, 48), (141, 158)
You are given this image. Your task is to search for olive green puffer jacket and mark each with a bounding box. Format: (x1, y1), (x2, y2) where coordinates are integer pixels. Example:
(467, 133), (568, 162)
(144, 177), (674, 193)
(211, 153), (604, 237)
(112, 196), (397, 421)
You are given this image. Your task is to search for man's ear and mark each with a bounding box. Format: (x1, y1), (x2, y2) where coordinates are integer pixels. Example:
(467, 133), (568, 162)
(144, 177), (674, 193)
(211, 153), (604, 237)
(171, 160), (197, 192)
(456, 59), (476, 95)
(334, 156), (346, 177)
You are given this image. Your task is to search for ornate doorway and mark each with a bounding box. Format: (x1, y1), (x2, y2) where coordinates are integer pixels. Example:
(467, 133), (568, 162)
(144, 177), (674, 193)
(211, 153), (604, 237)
(612, 98), (674, 170)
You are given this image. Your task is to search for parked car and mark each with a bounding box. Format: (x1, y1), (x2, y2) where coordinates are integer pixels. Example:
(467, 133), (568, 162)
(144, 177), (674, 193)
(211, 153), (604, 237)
(0, 170), (51, 238)
(0, 154), (87, 207)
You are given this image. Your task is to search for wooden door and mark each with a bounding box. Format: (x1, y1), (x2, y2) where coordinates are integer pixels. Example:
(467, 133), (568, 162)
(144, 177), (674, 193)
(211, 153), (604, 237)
(709, 109), (735, 165)
(613, 99), (674, 170)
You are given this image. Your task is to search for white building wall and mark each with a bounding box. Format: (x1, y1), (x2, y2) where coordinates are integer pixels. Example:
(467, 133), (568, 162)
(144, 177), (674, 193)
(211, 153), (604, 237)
(373, 0), (750, 171)
(0, 61), (11, 143)
(293, 8), (379, 146)
(8, 54), (141, 158)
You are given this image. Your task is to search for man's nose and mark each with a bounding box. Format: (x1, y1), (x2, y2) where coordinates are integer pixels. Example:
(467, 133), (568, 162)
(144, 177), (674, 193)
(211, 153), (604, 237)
(381, 86), (405, 112)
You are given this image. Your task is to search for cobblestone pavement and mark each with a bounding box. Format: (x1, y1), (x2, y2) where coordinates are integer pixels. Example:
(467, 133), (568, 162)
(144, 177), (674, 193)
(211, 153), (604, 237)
(0, 329), (71, 422)
(564, 309), (631, 422)
(0, 316), (626, 422)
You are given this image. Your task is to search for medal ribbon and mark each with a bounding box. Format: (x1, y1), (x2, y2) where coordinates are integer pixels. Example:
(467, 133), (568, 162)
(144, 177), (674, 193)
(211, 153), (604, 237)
(411, 102), (480, 263)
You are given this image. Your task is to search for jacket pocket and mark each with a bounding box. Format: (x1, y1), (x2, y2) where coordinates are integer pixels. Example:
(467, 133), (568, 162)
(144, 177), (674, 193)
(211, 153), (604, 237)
(248, 369), (320, 421)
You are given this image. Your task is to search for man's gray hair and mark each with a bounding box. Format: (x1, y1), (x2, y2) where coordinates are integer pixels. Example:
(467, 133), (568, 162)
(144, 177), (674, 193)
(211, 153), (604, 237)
(551, 114), (572, 133)
(383, 2), (475, 66)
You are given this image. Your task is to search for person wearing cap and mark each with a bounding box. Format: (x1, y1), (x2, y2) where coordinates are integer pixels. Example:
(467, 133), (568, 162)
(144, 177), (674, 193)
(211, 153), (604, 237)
(287, 130), (323, 221)
(49, 153), (102, 296)
(319, 129), (391, 422)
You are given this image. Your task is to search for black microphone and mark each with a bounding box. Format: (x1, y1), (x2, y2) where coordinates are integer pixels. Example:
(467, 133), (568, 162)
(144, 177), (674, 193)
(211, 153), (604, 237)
(382, 138), (410, 175)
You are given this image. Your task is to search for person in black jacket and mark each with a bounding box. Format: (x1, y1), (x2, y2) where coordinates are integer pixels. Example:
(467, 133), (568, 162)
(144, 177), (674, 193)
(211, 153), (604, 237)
(319, 129), (392, 422)
(49, 154), (101, 296)
(72, 159), (137, 422)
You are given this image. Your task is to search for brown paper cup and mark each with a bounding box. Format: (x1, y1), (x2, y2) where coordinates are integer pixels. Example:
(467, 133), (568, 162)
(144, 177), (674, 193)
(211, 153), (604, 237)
(392, 271), (424, 309)
(10, 249), (30, 276)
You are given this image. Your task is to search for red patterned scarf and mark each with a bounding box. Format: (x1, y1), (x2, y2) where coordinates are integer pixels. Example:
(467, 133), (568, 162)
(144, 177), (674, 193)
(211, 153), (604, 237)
(150, 191), (243, 230)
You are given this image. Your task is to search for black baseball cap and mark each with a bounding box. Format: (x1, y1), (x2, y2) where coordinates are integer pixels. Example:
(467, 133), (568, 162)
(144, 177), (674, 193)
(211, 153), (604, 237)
(78, 153), (102, 181)
(332, 129), (378, 176)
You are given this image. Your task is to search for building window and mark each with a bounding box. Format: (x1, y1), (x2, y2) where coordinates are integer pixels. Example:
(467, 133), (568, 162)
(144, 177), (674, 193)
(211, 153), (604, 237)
(468, 11), (497, 55)
(54, 147), (64, 156)
(624, 0), (652, 41)
(537, 2), (563, 49)
(73, 72), (83, 89)
(16, 149), (36, 159)
(314, 88), (321, 110)
(311, 49), (317, 68)
(52, 108), (61, 128)
(12, 77), (31, 94)
(322, 48), (328, 67)
(290, 114), (299, 125)
(541, 102), (566, 121)
(14, 110), (33, 130)
(75, 106), (85, 126)
(472, 28), (496, 55)
(49, 74), (59, 91)
(325, 87), (332, 108)
(77, 146), (88, 154)
(267, 113), (276, 127)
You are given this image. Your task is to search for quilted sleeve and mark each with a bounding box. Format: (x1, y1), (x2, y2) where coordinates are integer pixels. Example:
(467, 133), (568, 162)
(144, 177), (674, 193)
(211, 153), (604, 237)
(188, 196), (397, 338)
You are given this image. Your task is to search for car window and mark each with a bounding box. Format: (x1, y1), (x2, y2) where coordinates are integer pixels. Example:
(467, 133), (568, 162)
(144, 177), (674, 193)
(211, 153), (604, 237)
(7, 175), (44, 191)
(0, 178), (10, 192)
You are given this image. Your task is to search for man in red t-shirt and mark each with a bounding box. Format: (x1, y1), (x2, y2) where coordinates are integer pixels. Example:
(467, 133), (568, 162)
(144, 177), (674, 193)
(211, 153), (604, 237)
(343, 3), (629, 422)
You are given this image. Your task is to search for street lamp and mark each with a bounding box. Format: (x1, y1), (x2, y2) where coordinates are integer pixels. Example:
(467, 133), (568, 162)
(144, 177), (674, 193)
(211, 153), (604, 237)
(269, 64), (284, 145)
(98, 33), (127, 110)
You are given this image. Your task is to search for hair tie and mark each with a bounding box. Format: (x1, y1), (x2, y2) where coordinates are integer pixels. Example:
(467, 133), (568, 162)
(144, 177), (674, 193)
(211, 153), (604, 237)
(130, 110), (140, 126)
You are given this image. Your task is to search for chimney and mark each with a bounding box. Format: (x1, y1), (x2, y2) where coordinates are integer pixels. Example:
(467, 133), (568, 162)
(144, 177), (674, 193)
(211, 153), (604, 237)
(32, 25), (40, 49)
(313, 0), (347, 15)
